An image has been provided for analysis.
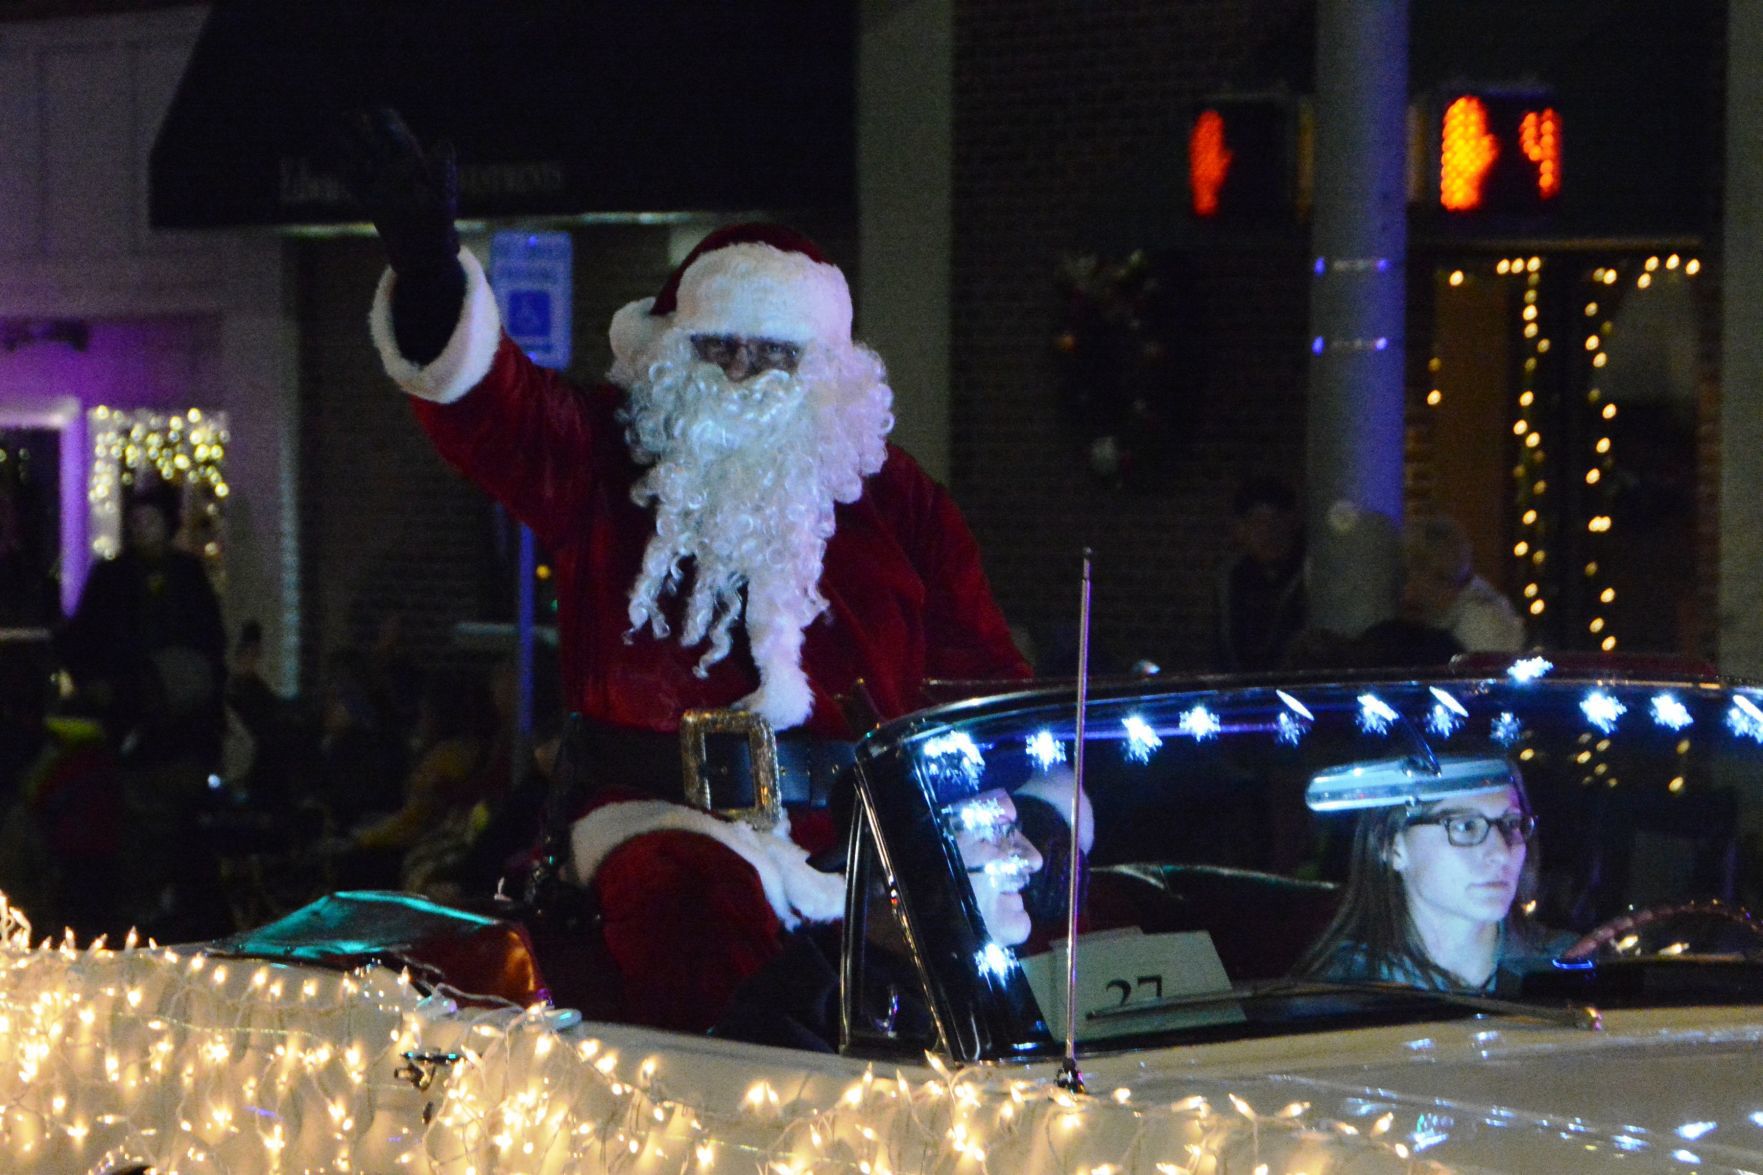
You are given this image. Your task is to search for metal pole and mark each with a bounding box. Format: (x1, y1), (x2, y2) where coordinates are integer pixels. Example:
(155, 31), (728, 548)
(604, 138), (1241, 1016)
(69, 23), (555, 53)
(515, 522), (535, 766)
(1720, 1), (1763, 674)
(1306, 0), (1410, 638)
(1056, 547), (1092, 1095)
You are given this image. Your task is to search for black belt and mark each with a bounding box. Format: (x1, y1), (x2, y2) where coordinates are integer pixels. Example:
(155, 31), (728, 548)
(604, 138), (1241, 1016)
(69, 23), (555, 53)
(563, 715), (854, 811)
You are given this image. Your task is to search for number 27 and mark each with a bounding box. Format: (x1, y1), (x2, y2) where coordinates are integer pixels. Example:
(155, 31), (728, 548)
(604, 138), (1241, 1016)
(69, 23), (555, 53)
(1106, 975), (1163, 1005)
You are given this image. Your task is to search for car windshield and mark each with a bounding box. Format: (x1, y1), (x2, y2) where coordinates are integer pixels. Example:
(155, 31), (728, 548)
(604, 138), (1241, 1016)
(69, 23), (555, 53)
(892, 667), (1763, 1053)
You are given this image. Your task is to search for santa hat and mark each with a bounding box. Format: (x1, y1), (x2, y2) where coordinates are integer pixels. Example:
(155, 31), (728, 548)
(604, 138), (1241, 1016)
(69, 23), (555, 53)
(610, 223), (853, 369)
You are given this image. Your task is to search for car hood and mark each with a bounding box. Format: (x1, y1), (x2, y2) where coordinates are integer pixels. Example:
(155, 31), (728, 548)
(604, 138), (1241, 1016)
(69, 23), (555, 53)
(1083, 1005), (1763, 1172)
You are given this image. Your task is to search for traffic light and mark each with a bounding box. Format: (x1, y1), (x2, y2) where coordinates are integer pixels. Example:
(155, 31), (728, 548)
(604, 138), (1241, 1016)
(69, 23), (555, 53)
(1436, 89), (1562, 216)
(1187, 95), (1309, 222)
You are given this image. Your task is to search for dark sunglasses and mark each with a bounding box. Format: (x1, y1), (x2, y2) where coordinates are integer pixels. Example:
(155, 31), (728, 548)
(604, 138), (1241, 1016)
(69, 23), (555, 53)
(689, 334), (803, 375)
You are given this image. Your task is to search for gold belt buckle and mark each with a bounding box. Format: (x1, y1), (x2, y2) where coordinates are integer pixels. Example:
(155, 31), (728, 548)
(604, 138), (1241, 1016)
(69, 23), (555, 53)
(679, 708), (783, 832)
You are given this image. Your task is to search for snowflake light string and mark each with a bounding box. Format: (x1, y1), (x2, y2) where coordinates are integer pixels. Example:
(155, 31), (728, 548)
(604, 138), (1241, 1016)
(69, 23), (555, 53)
(1730, 695), (1763, 744)
(0, 893), (1434, 1173)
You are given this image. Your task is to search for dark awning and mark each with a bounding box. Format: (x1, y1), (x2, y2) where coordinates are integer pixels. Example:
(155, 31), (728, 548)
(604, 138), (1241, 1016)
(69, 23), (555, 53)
(150, 1), (856, 229)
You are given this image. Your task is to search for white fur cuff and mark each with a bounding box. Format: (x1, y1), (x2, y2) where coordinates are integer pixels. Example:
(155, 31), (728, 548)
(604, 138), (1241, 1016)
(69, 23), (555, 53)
(568, 800), (846, 929)
(368, 247), (504, 404)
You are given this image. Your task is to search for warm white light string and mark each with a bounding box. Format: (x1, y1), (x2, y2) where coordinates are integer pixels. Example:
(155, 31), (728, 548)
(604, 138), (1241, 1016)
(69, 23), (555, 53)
(0, 890), (1434, 1173)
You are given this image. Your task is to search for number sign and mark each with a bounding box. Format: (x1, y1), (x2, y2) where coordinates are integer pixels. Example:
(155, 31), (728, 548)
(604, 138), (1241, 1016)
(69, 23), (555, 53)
(1017, 928), (1242, 1041)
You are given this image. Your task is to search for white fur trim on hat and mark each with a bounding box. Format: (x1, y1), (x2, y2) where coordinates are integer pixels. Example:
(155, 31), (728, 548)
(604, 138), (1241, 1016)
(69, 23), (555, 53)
(567, 800), (846, 929)
(674, 242), (851, 346)
(1016, 771), (1095, 853)
(369, 247), (503, 404)
(608, 295), (663, 371)
(608, 243), (851, 370)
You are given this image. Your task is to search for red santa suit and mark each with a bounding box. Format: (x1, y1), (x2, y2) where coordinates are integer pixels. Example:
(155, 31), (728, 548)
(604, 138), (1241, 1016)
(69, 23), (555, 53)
(371, 224), (1027, 1030)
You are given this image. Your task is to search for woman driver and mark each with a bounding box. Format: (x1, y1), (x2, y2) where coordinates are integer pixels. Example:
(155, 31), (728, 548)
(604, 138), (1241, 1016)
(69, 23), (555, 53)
(1295, 774), (1558, 992)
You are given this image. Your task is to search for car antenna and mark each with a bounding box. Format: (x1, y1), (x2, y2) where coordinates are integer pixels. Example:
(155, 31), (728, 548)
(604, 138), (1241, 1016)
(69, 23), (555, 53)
(1056, 547), (1092, 1095)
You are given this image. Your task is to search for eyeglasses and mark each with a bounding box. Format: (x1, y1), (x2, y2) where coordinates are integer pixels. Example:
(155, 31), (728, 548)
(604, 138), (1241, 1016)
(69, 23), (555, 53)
(690, 334), (803, 377)
(1404, 811), (1536, 848)
(947, 812), (1035, 874)
(963, 824), (1037, 877)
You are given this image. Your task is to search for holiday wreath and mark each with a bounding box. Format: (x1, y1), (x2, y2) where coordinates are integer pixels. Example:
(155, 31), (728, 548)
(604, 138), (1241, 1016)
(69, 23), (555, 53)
(1051, 249), (1196, 491)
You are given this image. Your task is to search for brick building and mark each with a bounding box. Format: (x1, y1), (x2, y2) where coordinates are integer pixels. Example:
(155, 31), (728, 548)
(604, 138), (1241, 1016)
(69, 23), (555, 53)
(0, 0), (1745, 702)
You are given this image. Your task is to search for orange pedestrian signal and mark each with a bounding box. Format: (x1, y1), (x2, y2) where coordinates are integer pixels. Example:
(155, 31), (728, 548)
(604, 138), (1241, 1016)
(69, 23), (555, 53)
(1189, 109), (1233, 217)
(1440, 96), (1499, 211)
(1185, 97), (1302, 222)
(1439, 92), (1563, 215)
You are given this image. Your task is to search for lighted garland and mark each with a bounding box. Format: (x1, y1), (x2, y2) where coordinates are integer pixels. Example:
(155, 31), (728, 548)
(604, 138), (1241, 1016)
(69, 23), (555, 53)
(86, 406), (229, 576)
(1429, 253), (1700, 653)
(0, 909), (430, 1171)
(0, 890), (1435, 1174)
(1503, 254), (1551, 638)
(1051, 251), (1191, 492)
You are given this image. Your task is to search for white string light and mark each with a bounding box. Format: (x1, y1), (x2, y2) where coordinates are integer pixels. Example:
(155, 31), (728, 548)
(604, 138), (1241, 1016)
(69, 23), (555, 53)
(1506, 258), (1551, 628)
(0, 889), (1426, 1173)
(87, 406), (230, 579)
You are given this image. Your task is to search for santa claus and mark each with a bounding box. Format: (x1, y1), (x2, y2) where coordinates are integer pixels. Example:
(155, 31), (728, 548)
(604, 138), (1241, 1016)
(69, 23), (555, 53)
(345, 110), (1028, 1030)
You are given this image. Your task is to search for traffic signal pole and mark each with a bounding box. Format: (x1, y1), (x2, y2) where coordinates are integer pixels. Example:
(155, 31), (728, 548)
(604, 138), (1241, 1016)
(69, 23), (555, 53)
(1720, 2), (1763, 674)
(1305, 0), (1410, 639)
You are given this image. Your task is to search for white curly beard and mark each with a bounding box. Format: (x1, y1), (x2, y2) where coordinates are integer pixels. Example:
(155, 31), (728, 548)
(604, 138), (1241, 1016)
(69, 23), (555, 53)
(614, 329), (894, 729)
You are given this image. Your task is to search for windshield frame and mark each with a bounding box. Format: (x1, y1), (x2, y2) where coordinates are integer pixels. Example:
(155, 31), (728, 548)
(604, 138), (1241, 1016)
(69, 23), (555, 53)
(848, 662), (1763, 1064)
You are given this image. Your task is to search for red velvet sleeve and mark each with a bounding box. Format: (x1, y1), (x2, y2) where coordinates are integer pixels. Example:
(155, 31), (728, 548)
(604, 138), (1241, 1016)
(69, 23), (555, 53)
(593, 830), (786, 1033)
(408, 336), (614, 552)
(884, 450), (1031, 683)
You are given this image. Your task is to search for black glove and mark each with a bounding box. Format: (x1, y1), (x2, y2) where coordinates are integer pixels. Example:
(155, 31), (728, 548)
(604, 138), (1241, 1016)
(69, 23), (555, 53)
(337, 108), (466, 366)
(337, 107), (460, 276)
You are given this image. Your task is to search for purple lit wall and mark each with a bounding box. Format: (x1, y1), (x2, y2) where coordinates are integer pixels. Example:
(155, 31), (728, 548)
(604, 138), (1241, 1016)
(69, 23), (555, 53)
(0, 316), (219, 612)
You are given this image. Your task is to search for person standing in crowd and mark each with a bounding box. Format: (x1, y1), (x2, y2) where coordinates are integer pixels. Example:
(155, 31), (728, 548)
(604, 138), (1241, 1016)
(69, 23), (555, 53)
(310, 649), (407, 829)
(0, 634), (123, 936)
(1401, 515), (1526, 654)
(1214, 476), (1307, 672)
(342, 110), (1028, 1030)
(56, 480), (227, 762)
(344, 665), (500, 887)
(224, 620), (281, 741)
(0, 478), (59, 631)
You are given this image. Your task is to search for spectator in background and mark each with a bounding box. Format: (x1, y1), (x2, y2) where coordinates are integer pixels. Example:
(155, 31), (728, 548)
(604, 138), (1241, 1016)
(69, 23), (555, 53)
(224, 620), (280, 739)
(56, 480), (227, 763)
(0, 480), (59, 631)
(402, 654), (524, 897)
(1215, 476), (1307, 672)
(345, 665), (500, 887)
(0, 635), (124, 935)
(409, 645), (565, 902)
(314, 649), (410, 832)
(1401, 515), (1526, 654)
(365, 612), (426, 750)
